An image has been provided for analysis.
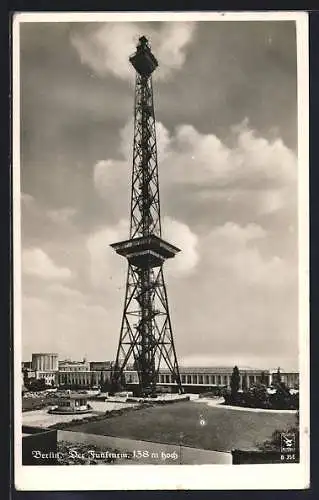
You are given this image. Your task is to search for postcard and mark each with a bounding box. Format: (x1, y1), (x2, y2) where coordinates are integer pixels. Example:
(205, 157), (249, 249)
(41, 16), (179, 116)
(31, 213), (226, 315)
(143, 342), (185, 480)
(13, 10), (309, 490)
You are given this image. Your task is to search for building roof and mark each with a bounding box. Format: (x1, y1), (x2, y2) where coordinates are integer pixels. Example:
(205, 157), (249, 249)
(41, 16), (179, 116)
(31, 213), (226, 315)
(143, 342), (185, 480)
(57, 393), (89, 400)
(176, 366), (266, 374)
(125, 366), (268, 374)
(59, 359), (88, 364)
(32, 353), (58, 356)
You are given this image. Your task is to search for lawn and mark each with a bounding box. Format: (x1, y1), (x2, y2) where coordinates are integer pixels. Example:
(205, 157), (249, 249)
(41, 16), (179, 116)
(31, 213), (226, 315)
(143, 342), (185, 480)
(68, 401), (297, 452)
(22, 397), (48, 411)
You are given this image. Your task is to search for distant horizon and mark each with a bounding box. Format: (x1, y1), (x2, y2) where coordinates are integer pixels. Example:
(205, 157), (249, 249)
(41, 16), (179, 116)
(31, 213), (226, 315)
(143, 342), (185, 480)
(22, 352), (298, 373)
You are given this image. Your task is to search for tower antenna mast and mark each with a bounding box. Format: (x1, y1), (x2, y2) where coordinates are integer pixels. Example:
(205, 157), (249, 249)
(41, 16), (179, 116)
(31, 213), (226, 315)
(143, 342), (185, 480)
(111, 36), (183, 397)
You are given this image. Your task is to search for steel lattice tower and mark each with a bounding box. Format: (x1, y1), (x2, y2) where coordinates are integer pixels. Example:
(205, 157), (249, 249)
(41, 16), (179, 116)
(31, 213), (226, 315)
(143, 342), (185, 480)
(111, 36), (183, 396)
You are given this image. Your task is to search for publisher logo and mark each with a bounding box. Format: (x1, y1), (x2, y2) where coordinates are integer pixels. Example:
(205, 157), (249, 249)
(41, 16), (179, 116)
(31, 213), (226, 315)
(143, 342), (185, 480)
(280, 432), (296, 453)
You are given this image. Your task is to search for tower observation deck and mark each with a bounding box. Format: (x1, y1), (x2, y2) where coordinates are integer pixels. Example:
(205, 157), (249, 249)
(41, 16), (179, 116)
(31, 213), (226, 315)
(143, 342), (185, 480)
(111, 36), (183, 396)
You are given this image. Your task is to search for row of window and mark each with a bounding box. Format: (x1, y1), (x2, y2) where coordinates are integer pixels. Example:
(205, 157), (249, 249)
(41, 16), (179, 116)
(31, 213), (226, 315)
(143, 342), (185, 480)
(59, 375), (93, 384)
(58, 399), (87, 407)
(59, 367), (89, 372)
(157, 374), (269, 385)
(157, 374), (228, 385)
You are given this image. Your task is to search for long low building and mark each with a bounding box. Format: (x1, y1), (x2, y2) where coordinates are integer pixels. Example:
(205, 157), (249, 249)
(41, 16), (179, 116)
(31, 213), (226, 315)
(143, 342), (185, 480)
(124, 366), (299, 391)
(22, 353), (299, 391)
(58, 370), (109, 388)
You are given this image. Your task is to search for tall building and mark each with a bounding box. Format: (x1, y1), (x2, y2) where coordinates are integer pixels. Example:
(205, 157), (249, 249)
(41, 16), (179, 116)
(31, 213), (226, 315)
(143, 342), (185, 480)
(32, 353), (58, 371)
(30, 353), (58, 386)
(111, 36), (183, 396)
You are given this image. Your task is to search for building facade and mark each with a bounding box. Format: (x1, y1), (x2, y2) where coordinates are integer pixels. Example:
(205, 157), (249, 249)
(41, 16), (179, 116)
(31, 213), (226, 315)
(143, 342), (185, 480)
(32, 353), (58, 372)
(125, 366), (298, 391)
(58, 359), (90, 372)
(29, 353), (59, 386)
(23, 354), (299, 391)
(270, 370), (299, 388)
(89, 361), (112, 371)
(124, 366), (270, 391)
(58, 369), (110, 388)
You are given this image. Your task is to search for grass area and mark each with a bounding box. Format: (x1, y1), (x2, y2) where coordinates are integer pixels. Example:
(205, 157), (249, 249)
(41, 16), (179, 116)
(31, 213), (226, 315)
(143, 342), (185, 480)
(68, 401), (297, 452)
(22, 396), (56, 412)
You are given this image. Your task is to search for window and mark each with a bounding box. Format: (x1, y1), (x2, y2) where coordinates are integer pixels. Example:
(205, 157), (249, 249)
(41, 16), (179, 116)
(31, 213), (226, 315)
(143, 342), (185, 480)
(199, 375), (203, 384)
(223, 376), (227, 385)
(217, 375), (221, 385)
(193, 375), (198, 384)
(187, 375), (192, 384)
(165, 374), (170, 383)
(181, 375), (186, 383)
(211, 375), (216, 384)
(205, 375), (209, 384)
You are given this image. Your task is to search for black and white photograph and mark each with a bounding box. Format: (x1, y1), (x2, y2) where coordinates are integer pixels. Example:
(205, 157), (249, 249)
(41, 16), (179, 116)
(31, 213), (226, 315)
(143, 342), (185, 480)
(13, 11), (309, 490)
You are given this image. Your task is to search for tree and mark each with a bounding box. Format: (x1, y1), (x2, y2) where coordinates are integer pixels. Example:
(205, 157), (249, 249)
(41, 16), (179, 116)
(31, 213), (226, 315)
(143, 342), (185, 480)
(101, 378), (112, 393)
(230, 366), (240, 401)
(260, 371), (268, 386)
(242, 372), (248, 391)
(29, 378), (46, 392)
(250, 384), (270, 408)
(275, 367), (282, 384)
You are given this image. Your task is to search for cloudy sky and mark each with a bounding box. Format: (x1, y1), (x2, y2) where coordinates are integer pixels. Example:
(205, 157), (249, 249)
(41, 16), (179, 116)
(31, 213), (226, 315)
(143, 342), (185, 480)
(19, 19), (299, 370)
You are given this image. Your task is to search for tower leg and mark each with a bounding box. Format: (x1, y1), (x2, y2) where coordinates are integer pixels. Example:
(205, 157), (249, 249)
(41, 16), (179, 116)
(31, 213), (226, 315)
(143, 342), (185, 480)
(112, 264), (183, 396)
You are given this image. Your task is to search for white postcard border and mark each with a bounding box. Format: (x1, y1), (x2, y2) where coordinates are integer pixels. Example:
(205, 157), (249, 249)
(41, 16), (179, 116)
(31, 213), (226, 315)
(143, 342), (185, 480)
(13, 10), (310, 491)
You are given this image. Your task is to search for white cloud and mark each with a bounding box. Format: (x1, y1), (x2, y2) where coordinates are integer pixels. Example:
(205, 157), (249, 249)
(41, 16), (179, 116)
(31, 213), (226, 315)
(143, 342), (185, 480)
(22, 294), (113, 361)
(70, 22), (196, 81)
(86, 220), (128, 290)
(21, 120), (297, 368)
(94, 159), (127, 194)
(168, 121), (297, 189)
(47, 207), (77, 225)
(22, 248), (72, 280)
(203, 222), (294, 289)
(163, 217), (199, 277)
(117, 119), (170, 160)
(86, 216), (198, 288)
(93, 119), (169, 200)
(46, 283), (84, 300)
(21, 192), (35, 207)
(93, 119), (297, 221)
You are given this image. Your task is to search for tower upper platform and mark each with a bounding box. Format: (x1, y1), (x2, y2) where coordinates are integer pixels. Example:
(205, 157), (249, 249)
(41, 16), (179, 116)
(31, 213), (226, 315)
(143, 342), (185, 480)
(110, 235), (180, 269)
(129, 36), (158, 76)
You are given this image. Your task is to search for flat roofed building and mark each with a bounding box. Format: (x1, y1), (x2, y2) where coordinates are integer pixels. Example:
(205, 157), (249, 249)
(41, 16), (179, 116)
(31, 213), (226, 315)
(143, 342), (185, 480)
(58, 359), (90, 372)
(270, 370), (299, 388)
(124, 366), (298, 391)
(89, 361), (112, 371)
(32, 353), (58, 372)
(49, 393), (92, 414)
(58, 370), (109, 388)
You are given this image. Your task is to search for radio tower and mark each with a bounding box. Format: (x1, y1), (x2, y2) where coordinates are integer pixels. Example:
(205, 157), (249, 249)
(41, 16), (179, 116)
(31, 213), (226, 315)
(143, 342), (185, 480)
(111, 36), (183, 397)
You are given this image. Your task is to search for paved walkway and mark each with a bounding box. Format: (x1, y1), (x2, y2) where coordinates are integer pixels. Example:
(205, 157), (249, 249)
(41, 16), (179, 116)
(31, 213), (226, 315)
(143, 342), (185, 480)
(22, 400), (138, 428)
